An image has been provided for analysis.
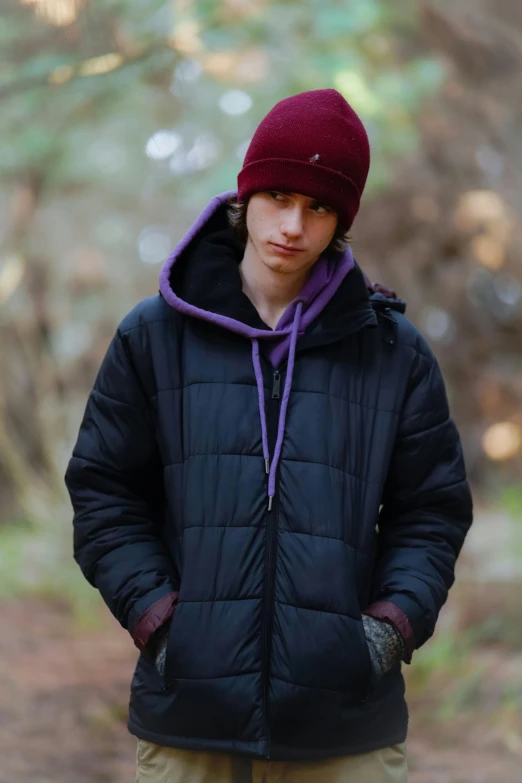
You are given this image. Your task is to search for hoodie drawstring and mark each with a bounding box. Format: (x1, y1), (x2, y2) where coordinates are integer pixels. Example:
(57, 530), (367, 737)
(251, 302), (303, 511)
(252, 338), (270, 475)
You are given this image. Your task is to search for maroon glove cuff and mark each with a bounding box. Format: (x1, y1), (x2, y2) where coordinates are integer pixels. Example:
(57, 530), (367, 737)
(132, 591), (178, 652)
(363, 600), (415, 663)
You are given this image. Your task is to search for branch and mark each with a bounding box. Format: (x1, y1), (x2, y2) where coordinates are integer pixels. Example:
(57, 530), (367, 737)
(0, 39), (176, 104)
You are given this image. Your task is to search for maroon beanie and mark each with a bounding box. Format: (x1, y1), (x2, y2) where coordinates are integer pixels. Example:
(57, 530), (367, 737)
(237, 89), (370, 229)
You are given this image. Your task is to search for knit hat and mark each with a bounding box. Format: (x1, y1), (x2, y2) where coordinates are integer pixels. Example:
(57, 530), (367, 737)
(237, 89), (370, 230)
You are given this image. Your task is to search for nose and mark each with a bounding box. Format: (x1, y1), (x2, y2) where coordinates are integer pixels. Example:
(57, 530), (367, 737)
(280, 205), (304, 239)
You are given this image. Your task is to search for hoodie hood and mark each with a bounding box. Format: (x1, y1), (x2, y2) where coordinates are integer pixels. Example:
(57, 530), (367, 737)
(158, 191), (381, 510)
(159, 191), (364, 367)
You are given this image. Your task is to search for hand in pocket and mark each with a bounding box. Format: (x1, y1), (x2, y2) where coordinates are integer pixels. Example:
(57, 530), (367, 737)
(362, 615), (405, 679)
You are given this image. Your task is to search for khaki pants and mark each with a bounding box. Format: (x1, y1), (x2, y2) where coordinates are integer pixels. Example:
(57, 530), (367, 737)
(136, 739), (408, 782)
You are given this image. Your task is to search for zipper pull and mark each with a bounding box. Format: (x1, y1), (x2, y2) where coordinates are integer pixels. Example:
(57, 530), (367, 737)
(272, 370), (281, 399)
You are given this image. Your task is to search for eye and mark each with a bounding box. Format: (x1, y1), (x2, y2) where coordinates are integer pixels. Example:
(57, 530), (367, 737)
(310, 201), (333, 214)
(269, 191), (287, 202)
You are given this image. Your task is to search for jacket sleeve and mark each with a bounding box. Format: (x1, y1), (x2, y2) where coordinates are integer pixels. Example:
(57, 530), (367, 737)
(364, 338), (473, 662)
(64, 326), (179, 651)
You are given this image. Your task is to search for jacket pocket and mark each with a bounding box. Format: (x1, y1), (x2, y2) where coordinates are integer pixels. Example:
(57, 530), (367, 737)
(163, 604), (180, 691)
(353, 613), (377, 704)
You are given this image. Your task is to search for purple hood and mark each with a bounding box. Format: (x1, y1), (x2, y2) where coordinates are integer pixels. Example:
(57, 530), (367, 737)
(159, 191), (355, 367)
(159, 190), (357, 510)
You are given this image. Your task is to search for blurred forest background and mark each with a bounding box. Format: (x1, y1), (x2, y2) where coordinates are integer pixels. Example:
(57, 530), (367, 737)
(1, 0), (522, 781)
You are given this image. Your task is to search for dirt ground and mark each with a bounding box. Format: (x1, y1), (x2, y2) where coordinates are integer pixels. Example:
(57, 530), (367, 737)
(1, 598), (521, 783)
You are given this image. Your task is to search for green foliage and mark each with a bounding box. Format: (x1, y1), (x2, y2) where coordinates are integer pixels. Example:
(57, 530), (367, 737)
(405, 629), (487, 721)
(1, 0), (446, 206)
(316, 1), (384, 37)
(500, 681), (522, 711)
(436, 668), (485, 722)
(499, 484), (522, 519)
(407, 629), (473, 690)
(0, 520), (102, 627)
(0, 521), (34, 598)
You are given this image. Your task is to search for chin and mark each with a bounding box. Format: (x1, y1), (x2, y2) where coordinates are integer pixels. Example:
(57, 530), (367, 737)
(261, 253), (310, 275)
(262, 257), (288, 273)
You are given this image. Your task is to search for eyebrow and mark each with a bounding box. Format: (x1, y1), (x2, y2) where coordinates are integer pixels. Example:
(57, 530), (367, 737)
(283, 192), (326, 204)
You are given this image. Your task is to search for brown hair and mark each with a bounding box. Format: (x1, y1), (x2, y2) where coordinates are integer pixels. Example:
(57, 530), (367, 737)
(226, 196), (351, 255)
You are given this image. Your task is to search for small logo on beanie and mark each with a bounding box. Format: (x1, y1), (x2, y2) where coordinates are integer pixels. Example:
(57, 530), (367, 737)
(309, 153), (320, 163)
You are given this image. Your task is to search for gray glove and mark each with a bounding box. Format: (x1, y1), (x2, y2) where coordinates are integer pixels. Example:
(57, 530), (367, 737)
(150, 624), (170, 677)
(362, 614), (405, 679)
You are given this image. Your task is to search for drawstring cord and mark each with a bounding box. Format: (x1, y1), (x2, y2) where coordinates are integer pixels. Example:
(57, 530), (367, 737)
(251, 302), (303, 511)
(252, 338), (270, 475)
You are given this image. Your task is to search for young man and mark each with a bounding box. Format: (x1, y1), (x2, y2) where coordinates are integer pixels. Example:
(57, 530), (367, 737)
(65, 89), (472, 782)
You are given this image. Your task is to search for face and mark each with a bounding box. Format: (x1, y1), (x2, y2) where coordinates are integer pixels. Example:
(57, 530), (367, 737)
(245, 191), (338, 277)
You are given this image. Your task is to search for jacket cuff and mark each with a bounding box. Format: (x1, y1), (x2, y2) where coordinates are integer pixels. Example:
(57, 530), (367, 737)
(132, 591), (178, 652)
(363, 600), (416, 663)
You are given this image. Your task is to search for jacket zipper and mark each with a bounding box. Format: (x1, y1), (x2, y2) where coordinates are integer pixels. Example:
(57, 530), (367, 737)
(271, 369), (281, 400)
(262, 368), (282, 751)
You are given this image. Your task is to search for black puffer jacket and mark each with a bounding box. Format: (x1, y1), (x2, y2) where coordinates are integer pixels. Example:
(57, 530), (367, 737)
(65, 194), (472, 760)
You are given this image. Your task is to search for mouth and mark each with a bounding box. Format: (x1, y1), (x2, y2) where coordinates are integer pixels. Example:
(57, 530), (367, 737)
(269, 242), (305, 255)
